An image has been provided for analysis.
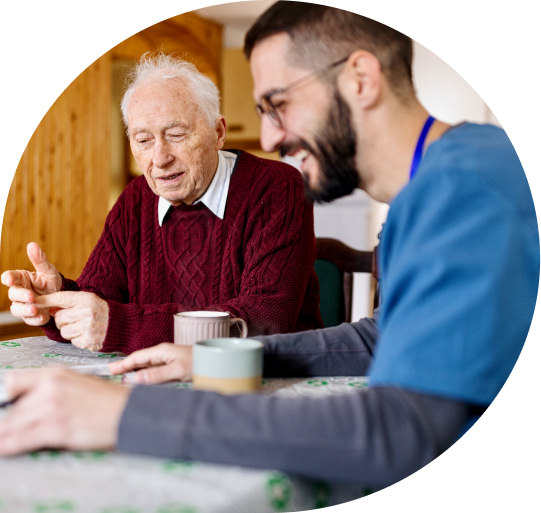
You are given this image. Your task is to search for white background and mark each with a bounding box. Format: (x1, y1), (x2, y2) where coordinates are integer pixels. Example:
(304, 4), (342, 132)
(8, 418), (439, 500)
(1, 1), (539, 512)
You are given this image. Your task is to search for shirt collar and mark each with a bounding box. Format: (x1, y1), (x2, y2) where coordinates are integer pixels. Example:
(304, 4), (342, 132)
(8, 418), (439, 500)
(158, 150), (237, 226)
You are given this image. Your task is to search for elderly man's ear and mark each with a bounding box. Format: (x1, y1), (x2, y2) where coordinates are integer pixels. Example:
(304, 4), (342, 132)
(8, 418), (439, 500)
(215, 117), (227, 150)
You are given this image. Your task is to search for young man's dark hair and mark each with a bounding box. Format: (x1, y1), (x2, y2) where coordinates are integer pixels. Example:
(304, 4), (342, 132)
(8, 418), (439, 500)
(244, 1), (414, 101)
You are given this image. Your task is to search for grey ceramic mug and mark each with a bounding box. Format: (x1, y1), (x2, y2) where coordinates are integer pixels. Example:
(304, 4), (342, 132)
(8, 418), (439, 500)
(193, 337), (263, 394)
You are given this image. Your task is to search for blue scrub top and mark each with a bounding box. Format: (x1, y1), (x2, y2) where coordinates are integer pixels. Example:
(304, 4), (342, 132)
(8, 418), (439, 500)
(369, 123), (539, 405)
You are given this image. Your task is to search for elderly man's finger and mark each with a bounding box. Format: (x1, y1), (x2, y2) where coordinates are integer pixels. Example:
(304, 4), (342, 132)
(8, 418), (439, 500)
(58, 321), (83, 342)
(1, 271), (13, 287)
(8, 286), (36, 304)
(22, 313), (50, 326)
(69, 334), (103, 352)
(9, 303), (49, 327)
(1, 270), (24, 288)
(54, 306), (82, 328)
(34, 291), (80, 309)
(26, 242), (58, 276)
(10, 301), (39, 318)
(21, 314), (50, 327)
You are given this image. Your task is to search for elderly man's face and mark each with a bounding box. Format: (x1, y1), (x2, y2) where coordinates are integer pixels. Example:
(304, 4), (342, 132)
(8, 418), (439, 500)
(250, 34), (359, 203)
(126, 78), (226, 206)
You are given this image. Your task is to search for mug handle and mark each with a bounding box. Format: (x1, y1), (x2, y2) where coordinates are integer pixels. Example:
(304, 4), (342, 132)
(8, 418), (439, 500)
(230, 317), (248, 338)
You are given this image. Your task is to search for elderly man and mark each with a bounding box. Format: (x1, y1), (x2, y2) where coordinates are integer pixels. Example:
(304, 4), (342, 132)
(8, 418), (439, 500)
(1, 53), (322, 354)
(0, 2), (537, 492)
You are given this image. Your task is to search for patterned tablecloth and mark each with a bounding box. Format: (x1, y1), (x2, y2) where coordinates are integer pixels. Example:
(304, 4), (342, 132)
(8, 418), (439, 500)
(0, 337), (370, 513)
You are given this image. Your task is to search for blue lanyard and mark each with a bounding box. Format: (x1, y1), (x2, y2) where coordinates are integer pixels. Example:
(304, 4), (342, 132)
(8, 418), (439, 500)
(409, 115), (435, 180)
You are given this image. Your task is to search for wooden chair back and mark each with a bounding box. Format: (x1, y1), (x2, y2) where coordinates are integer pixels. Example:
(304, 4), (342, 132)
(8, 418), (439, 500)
(315, 237), (378, 326)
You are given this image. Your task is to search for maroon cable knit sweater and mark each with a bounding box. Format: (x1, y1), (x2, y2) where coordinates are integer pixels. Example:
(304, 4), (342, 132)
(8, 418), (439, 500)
(43, 151), (323, 354)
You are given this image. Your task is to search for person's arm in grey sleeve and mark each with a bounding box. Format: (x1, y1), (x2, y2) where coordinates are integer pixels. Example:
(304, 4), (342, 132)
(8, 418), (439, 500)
(117, 383), (472, 489)
(257, 313), (379, 377)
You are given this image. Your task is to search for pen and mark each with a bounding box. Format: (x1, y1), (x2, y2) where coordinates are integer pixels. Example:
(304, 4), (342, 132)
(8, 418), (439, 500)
(0, 381), (14, 409)
(0, 398), (16, 409)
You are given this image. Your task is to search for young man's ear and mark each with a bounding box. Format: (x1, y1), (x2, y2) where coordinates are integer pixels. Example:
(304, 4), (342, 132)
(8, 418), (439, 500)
(338, 50), (382, 109)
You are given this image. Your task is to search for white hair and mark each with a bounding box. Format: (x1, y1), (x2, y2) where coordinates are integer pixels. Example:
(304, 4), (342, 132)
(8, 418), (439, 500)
(120, 52), (221, 129)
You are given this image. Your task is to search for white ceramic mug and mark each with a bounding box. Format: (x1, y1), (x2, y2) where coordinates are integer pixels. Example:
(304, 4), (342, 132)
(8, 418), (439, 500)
(193, 337), (263, 394)
(174, 311), (248, 346)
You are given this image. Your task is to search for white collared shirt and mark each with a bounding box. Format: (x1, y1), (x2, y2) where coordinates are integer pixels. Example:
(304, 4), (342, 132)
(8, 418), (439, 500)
(158, 150), (237, 226)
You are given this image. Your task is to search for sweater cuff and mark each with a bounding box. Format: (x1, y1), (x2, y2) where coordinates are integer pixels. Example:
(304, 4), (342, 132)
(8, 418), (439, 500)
(41, 317), (68, 343)
(61, 274), (80, 292)
(101, 300), (173, 354)
(101, 300), (133, 353)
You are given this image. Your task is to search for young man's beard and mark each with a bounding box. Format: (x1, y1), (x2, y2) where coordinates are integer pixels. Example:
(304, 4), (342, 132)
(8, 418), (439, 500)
(304, 89), (360, 204)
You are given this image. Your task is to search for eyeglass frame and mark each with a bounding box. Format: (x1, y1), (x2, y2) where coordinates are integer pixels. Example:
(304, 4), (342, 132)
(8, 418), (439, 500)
(254, 55), (349, 128)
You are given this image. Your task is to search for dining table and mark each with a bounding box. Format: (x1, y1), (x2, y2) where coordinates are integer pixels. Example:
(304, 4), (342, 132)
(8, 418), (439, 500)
(0, 336), (371, 513)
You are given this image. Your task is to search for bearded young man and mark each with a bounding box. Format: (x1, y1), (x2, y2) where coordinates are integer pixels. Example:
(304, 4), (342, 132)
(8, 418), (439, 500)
(0, 2), (537, 492)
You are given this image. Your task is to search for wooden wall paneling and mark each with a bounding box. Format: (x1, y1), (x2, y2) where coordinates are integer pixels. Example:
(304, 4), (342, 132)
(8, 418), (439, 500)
(0, 55), (112, 312)
(110, 13), (222, 86)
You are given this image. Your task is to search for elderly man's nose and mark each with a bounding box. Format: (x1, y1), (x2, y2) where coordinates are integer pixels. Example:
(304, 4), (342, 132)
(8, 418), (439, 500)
(153, 140), (174, 167)
(259, 117), (286, 153)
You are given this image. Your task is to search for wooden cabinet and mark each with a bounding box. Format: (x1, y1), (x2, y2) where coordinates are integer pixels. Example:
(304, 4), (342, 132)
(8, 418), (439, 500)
(222, 48), (261, 149)
(221, 47), (278, 160)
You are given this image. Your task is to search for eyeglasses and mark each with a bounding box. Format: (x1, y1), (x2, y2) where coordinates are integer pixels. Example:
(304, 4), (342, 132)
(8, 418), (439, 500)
(255, 56), (349, 128)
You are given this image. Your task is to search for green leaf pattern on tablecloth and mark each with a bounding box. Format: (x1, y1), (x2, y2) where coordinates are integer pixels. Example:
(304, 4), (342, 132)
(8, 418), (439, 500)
(0, 341), (21, 348)
(30, 450), (62, 460)
(168, 382), (192, 389)
(73, 451), (108, 461)
(27, 502), (200, 513)
(265, 472), (291, 511)
(156, 505), (198, 513)
(347, 380), (368, 389)
(99, 508), (140, 513)
(0, 364), (39, 370)
(312, 481), (331, 509)
(29, 450), (108, 462)
(306, 379), (328, 386)
(32, 500), (74, 512)
(101, 375), (124, 383)
(162, 459), (195, 473)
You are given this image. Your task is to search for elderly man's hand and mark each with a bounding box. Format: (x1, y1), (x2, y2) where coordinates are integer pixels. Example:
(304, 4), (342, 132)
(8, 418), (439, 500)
(109, 343), (193, 384)
(36, 291), (109, 352)
(0, 368), (130, 456)
(1, 242), (63, 326)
